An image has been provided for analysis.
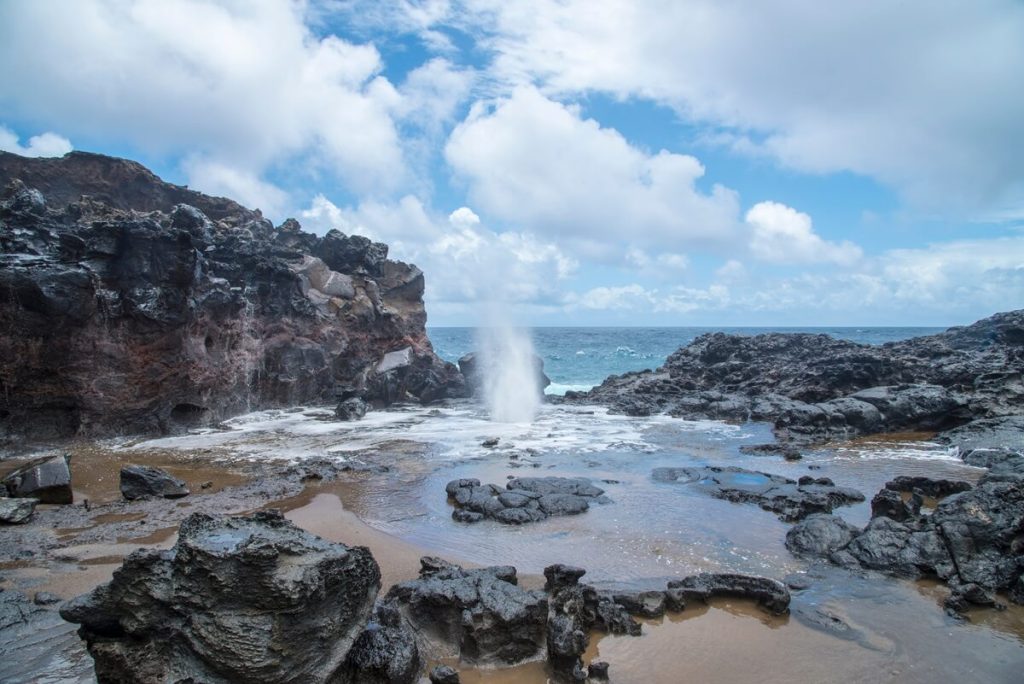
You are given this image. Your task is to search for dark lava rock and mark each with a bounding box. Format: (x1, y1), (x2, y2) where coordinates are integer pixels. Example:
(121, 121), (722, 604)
(481, 437), (500, 448)
(335, 397), (368, 421)
(936, 415), (1024, 455)
(544, 564), (587, 592)
(602, 590), (666, 618)
(652, 466), (864, 522)
(870, 488), (921, 522)
(588, 661), (610, 680)
(667, 573), (791, 615)
(0, 151), (465, 442)
(60, 510), (381, 683)
(883, 475), (973, 498)
(429, 664), (460, 684)
(740, 443), (803, 460)
(385, 560), (548, 666)
(339, 600), (421, 684)
(0, 496), (38, 524)
(2, 453), (72, 504)
(571, 310), (1024, 444)
(445, 477), (607, 525)
(119, 464), (190, 500)
(785, 514), (860, 558)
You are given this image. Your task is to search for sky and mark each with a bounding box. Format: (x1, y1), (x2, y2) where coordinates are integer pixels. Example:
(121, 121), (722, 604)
(1, 0), (1022, 327)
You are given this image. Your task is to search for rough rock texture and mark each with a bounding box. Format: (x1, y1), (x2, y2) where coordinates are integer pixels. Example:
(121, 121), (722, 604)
(60, 510), (381, 683)
(652, 466), (864, 522)
(338, 601), (422, 684)
(0, 151), (464, 442)
(882, 475), (973, 498)
(572, 310), (1024, 444)
(385, 559), (548, 666)
(119, 464), (190, 500)
(445, 477), (609, 524)
(429, 665), (460, 684)
(666, 573), (791, 615)
(2, 453), (72, 503)
(785, 514), (862, 558)
(788, 470), (1024, 610)
(0, 497), (38, 524)
(335, 397), (368, 421)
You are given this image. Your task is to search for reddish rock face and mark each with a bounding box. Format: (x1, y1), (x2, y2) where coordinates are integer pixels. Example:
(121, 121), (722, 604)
(0, 151), (465, 441)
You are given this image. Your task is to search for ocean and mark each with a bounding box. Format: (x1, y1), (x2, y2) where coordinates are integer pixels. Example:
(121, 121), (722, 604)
(428, 326), (944, 395)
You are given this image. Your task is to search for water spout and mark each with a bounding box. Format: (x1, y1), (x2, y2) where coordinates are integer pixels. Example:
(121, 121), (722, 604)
(477, 324), (540, 423)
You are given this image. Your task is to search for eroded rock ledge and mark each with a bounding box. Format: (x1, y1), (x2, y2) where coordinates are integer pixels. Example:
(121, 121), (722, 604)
(569, 310), (1024, 445)
(60, 511), (792, 683)
(0, 151), (465, 442)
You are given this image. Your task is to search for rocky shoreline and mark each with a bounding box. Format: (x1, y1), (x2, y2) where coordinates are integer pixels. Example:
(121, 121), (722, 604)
(0, 151), (466, 444)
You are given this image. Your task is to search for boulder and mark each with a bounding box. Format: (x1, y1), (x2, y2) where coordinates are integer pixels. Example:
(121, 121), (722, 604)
(0, 496), (38, 524)
(335, 397), (369, 421)
(385, 560), (548, 666)
(870, 488), (921, 521)
(785, 514), (860, 558)
(2, 454), (72, 504)
(446, 477), (608, 525)
(339, 601), (421, 684)
(883, 476), (972, 498)
(119, 464), (190, 501)
(61, 510), (381, 684)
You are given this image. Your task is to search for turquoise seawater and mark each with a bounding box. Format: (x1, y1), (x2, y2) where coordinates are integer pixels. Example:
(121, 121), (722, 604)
(428, 327), (944, 395)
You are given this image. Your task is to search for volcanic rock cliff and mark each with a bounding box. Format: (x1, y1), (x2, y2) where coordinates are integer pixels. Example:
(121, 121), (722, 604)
(0, 151), (464, 441)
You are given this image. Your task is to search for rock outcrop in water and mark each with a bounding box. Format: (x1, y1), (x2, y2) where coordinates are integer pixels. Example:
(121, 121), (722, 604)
(572, 310), (1024, 445)
(445, 477), (610, 524)
(652, 466), (865, 522)
(787, 469), (1024, 613)
(60, 510), (382, 683)
(0, 151), (464, 441)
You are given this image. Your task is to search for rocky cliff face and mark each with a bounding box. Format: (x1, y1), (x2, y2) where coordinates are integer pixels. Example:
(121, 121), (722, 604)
(574, 310), (1024, 443)
(0, 151), (464, 441)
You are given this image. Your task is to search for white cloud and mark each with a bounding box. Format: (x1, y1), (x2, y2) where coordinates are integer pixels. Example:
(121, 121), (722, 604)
(571, 282), (729, 313)
(404, 0), (1024, 217)
(745, 201), (862, 266)
(0, 126), (73, 157)
(296, 194), (574, 311)
(0, 0), (435, 210)
(182, 156), (288, 218)
(445, 86), (740, 251)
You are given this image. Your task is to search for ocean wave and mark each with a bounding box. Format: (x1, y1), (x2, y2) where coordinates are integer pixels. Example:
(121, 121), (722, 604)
(544, 382), (596, 396)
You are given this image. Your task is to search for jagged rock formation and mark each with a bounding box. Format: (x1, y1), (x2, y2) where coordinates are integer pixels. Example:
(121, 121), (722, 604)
(786, 471), (1024, 612)
(572, 310), (1024, 444)
(445, 477), (610, 524)
(0, 151), (465, 441)
(60, 510), (382, 683)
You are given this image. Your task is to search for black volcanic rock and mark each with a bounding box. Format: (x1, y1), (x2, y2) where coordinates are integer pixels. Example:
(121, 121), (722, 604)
(652, 466), (864, 522)
(573, 311), (1024, 445)
(445, 477), (608, 524)
(119, 464), (190, 500)
(60, 510), (381, 683)
(0, 151), (464, 441)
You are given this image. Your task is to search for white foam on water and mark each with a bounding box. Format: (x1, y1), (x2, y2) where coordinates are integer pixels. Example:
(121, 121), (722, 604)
(122, 402), (743, 462)
(544, 382), (595, 396)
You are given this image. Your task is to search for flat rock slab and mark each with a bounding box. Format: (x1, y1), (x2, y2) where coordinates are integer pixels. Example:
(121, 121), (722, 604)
(652, 466), (864, 522)
(446, 477), (609, 525)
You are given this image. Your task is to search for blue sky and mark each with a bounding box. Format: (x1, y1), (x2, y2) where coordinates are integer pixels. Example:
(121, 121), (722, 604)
(2, 0), (1022, 326)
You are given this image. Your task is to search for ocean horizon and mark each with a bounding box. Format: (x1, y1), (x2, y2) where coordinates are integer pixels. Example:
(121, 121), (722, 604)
(429, 325), (944, 395)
